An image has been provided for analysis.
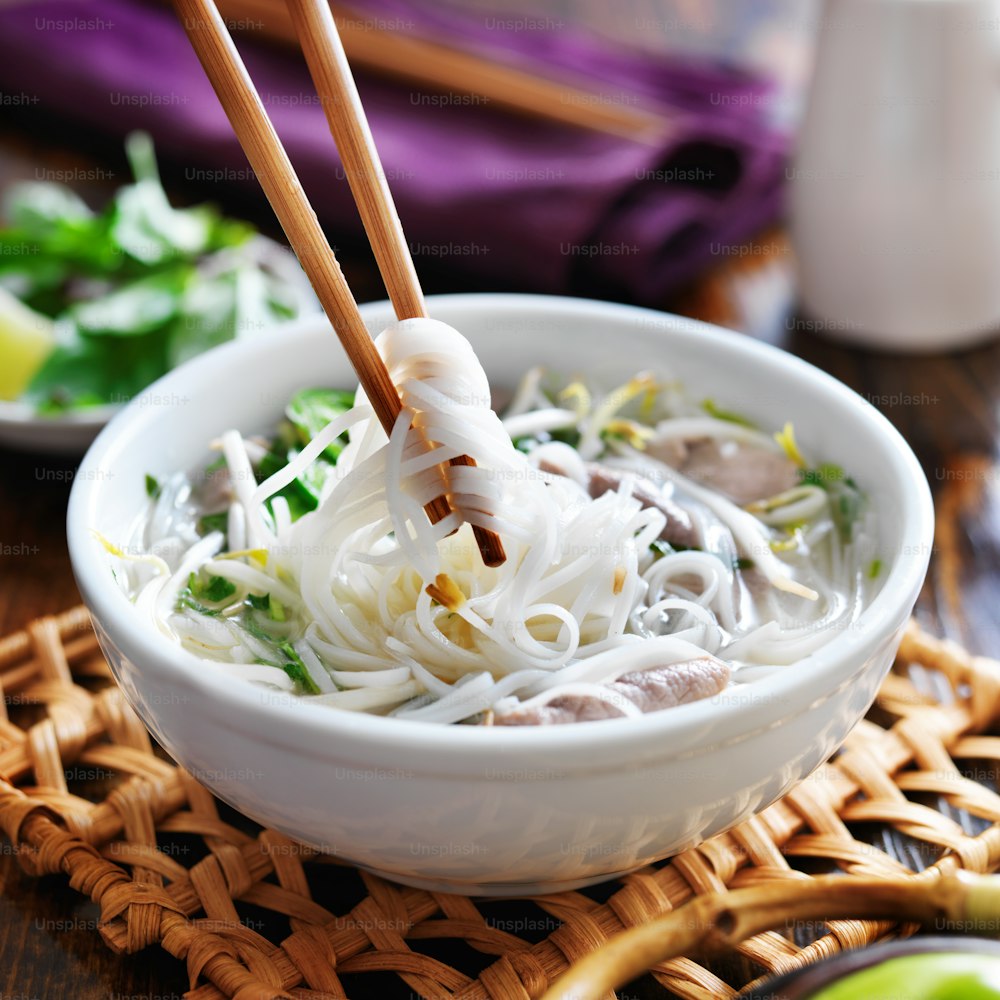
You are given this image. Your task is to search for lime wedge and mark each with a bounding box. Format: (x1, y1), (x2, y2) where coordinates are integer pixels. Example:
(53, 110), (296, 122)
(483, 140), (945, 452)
(0, 286), (55, 400)
(810, 953), (1000, 1000)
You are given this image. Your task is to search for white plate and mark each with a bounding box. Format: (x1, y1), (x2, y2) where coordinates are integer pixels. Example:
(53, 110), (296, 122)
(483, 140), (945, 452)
(0, 400), (120, 455)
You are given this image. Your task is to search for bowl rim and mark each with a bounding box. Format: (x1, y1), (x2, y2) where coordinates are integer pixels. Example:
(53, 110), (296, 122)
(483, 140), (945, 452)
(67, 293), (934, 762)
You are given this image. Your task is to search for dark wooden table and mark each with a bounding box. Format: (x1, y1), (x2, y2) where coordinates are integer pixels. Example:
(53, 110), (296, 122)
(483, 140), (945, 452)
(2, 110), (999, 1000)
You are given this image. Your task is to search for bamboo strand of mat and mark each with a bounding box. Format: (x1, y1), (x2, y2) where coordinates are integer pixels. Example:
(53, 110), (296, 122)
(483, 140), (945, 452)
(541, 871), (1000, 1000)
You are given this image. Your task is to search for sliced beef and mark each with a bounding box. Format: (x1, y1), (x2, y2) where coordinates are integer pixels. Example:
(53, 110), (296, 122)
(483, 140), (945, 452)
(495, 694), (625, 726)
(495, 655), (730, 726)
(197, 465), (234, 511)
(610, 656), (730, 712)
(645, 436), (689, 467)
(679, 439), (797, 506)
(586, 464), (698, 549)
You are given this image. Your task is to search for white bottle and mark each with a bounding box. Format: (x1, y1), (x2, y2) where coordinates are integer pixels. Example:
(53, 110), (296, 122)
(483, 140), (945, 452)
(790, 0), (1000, 351)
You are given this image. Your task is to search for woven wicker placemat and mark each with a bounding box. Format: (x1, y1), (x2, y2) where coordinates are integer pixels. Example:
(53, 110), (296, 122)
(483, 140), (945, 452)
(3, 608), (1000, 1000)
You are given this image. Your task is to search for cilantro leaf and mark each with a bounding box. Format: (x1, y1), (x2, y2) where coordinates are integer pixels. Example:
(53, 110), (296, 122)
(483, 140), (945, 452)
(5, 132), (311, 413)
(197, 511), (228, 537)
(286, 387), (354, 460)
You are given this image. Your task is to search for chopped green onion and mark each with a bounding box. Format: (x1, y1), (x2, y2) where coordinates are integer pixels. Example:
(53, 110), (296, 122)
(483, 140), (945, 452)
(649, 538), (702, 560)
(279, 642), (320, 695)
(800, 463), (847, 486)
(176, 571), (236, 616)
(144, 473), (161, 499)
(176, 593), (220, 617)
(800, 463), (863, 542)
(549, 426), (582, 447)
(246, 591), (286, 622)
(649, 539), (673, 560)
(512, 426), (581, 453)
(187, 572), (236, 603)
(243, 612), (278, 644)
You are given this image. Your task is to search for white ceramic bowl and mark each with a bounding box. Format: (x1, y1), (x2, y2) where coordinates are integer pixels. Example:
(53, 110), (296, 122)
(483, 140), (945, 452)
(67, 294), (934, 895)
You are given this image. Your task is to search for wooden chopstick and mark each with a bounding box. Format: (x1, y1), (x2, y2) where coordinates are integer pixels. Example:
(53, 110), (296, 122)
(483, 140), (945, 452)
(174, 0), (399, 426)
(285, 0), (422, 320)
(213, 0), (668, 141)
(173, 0), (504, 566)
(284, 0), (505, 568)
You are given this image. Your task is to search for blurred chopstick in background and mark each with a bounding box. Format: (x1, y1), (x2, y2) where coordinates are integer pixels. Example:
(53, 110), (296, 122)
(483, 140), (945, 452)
(213, 0), (668, 140)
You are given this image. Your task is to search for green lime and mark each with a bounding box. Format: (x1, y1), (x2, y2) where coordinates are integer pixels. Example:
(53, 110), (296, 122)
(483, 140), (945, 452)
(810, 953), (1000, 1000)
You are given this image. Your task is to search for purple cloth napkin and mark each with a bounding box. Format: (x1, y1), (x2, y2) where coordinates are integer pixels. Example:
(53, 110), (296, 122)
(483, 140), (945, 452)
(0, 0), (787, 303)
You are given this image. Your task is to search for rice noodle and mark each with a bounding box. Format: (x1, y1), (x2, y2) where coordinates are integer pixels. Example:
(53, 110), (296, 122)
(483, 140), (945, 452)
(115, 317), (878, 724)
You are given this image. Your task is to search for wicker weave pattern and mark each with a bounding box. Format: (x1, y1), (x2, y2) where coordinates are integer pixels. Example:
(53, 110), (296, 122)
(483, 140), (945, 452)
(3, 610), (1000, 1000)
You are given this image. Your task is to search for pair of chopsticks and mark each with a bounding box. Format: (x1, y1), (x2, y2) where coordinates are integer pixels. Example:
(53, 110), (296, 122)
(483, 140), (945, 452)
(214, 0), (668, 141)
(174, 0), (505, 566)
